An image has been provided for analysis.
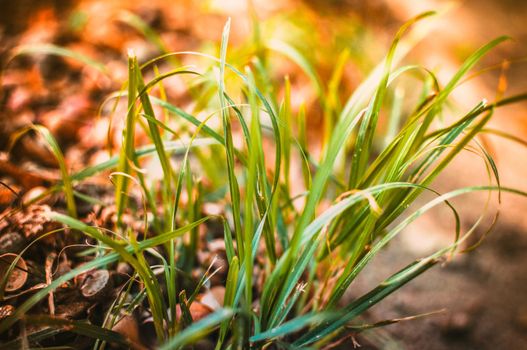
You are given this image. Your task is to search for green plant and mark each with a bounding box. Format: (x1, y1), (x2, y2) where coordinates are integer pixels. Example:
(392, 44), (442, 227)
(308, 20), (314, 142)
(2, 11), (527, 350)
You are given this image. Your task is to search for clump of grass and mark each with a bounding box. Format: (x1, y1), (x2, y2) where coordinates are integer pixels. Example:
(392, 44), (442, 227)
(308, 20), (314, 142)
(2, 11), (527, 350)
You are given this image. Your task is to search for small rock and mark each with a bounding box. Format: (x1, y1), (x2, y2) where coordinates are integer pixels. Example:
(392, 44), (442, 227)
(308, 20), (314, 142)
(199, 286), (225, 310)
(189, 302), (213, 321)
(210, 286), (226, 307)
(80, 269), (112, 300)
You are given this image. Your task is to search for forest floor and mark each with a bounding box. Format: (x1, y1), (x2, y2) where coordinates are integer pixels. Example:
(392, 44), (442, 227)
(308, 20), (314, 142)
(1, 1), (527, 349)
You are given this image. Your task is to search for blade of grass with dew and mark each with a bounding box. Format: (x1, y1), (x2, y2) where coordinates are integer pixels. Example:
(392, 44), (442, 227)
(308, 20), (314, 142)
(260, 183), (422, 329)
(243, 67), (260, 305)
(279, 76), (292, 203)
(219, 19), (244, 262)
(115, 51), (138, 228)
(216, 256), (239, 349)
(290, 9), (401, 246)
(325, 183), (508, 307)
(304, 185), (527, 346)
(330, 104), (492, 298)
(348, 12), (434, 189)
(246, 66), (277, 264)
(294, 257), (438, 347)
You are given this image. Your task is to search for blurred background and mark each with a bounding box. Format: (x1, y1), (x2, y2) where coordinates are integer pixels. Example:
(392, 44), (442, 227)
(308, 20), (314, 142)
(1, 0), (526, 348)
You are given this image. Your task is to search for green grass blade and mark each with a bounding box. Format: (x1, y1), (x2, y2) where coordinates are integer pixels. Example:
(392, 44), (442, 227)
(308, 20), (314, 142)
(0, 214), (208, 334)
(115, 51), (138, 228)
(9, 125), (77, 218)
(218, 19), (244, 261)
(294, 258), (438, 347)
(23, 316), (129, 346)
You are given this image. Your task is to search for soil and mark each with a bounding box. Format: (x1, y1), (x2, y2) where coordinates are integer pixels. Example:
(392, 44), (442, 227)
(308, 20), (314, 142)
(344, 223), (527, 350)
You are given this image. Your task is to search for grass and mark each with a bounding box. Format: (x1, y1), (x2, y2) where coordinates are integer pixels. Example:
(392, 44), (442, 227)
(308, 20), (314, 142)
(2, 10), (527, 350)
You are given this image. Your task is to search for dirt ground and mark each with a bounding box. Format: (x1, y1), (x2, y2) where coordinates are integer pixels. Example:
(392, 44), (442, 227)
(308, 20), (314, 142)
(345, 222), (527, 349)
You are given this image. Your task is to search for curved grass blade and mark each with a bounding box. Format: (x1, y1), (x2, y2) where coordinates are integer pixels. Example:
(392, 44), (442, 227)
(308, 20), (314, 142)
(9, 125), (77, 218)
(115, 51), (138, 227)
(294, 257), (438, 347)
(9, 43), (109, 76)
